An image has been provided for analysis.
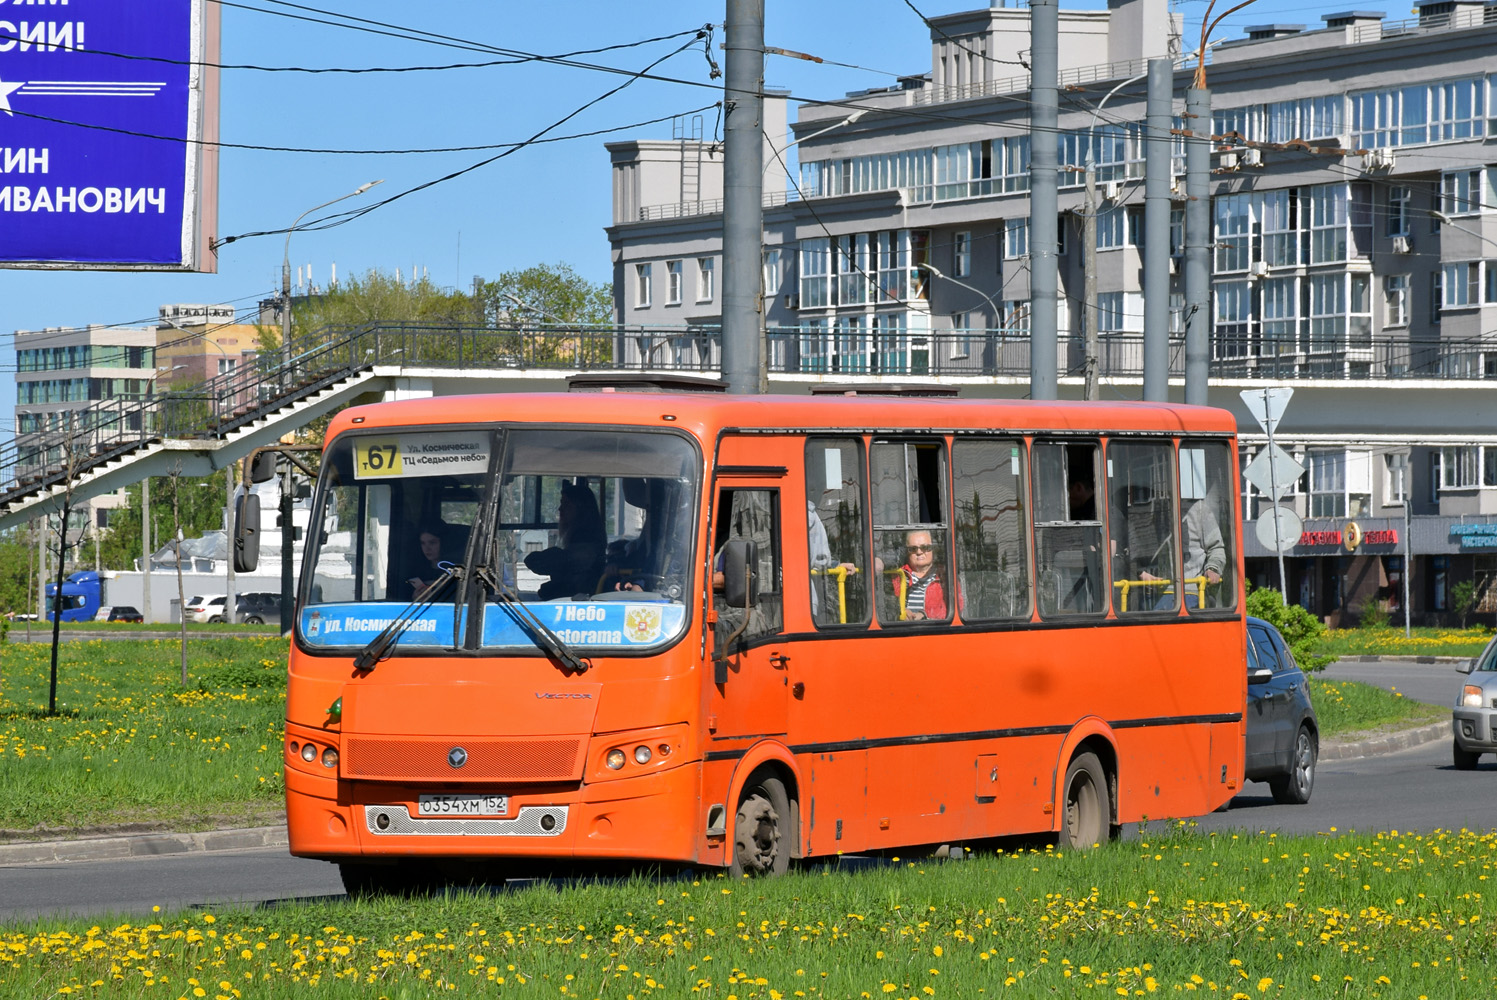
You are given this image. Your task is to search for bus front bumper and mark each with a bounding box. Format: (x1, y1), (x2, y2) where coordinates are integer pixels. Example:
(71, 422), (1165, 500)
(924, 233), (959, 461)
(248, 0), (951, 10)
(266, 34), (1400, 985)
(285, 759), (703, 863)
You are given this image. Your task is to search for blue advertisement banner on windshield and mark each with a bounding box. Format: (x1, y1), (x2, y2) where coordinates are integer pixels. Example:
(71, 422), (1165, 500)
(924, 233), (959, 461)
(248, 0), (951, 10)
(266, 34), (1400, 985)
(483, 602), (687, 650)
(301, 604), (467, 650)
(0, 0), (214, 268)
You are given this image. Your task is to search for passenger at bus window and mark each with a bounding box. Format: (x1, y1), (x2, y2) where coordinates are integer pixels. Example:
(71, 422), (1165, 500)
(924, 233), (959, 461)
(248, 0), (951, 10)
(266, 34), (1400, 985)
(525, 482), (607, 600)
(407, 524), (453, 595)
(807, 500), (856, 619)
(1140, 500), (1224, 608)
(877, 528), (954, 621)
(1179, 499), (1226, 607)
(1068, 473), (1097, 520)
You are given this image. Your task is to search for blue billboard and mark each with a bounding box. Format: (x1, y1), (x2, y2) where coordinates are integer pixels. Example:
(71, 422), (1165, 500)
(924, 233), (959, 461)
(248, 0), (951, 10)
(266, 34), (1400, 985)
(0, 0), (218, 270)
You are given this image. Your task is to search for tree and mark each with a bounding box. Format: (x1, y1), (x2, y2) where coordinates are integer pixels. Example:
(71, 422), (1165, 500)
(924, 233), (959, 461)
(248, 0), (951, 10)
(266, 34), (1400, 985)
(292, 269), (474, 335)
(1246, 586), (1335, 672)
(1452, 580), (1477, 628)
(474, 262), (614, 368)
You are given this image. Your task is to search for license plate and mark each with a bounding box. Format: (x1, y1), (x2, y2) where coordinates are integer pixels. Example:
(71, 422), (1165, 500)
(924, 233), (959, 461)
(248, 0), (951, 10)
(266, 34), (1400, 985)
(416, 794), (508, 817)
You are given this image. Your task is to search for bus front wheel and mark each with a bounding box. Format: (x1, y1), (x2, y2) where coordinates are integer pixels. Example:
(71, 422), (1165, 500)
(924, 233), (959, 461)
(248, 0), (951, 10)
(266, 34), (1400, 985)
(1058, 752), (1110, 851)
(729, 775), (791, 877)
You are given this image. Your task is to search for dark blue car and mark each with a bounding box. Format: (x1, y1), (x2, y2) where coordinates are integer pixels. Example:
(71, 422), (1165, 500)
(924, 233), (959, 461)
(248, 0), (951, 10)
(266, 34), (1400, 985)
(1244, 616), (1319, 804)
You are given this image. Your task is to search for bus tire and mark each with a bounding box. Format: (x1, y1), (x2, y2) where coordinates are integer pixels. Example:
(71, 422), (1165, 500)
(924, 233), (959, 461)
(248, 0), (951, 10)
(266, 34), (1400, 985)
(729, 774), (791, 877)
(1058, 752), (1109, 851)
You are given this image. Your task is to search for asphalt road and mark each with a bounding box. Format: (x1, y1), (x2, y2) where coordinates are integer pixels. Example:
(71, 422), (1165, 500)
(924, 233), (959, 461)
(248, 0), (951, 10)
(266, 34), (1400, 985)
(0, 659), (1480, 923)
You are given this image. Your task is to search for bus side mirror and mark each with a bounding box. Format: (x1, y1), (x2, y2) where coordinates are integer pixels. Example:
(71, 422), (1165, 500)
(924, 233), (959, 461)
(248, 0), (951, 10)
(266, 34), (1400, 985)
(233, 492), (261, 573)
(249, 450), (278, 484)
(721, 538), (758, 609)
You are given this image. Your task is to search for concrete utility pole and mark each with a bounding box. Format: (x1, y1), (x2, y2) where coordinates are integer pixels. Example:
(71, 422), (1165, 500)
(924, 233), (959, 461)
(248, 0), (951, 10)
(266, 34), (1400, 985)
(721, 0), (765, 395)
(1028, 0), (1059, 401)
(1142, 58), (1172, 401)
(1183, 85), (1211, 406)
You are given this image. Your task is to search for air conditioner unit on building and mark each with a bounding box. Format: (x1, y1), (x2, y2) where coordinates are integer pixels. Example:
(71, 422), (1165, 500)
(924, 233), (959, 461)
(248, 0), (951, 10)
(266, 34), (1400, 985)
(1241, 147), (1264, 167)
(1364, 147), (1396, 170)
(1391, 235), (1412, 254)
(1104, 180), (1121, 202)
(1218, 151), (1240, 170)
(1249, 260), (1269, 278)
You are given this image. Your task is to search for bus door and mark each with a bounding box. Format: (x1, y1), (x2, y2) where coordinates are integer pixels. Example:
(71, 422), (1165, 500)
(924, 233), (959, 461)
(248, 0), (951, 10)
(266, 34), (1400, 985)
(706, 480), (787, 742)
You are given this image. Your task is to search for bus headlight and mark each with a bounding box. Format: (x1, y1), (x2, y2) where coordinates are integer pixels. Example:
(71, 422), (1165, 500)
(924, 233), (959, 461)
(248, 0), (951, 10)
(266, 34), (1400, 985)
(606, 749), (627, 770)
(1463, 685), (1485, 707)
(634, 745), (652, 765)
(301, 743), (318, 762)
(321, 747), (338, 768)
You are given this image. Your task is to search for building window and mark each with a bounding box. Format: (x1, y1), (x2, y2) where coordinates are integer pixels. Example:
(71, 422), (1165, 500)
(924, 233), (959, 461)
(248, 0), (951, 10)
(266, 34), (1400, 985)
(1430, 271), (1442, 324)
(1307, 274), (1345, 357)
(635, 263), (652, 308)
(1003, 218), (1028, 260)
(799, 239), (830, 308)
(1442, 169), (1483, 217)
(666, 260), (683, 304)
(1214, 193), (1250, 272)
(1441, 446), (1480, 489)
(1213, 281), (1252, 358)
(1308, 184), (1348, 264)
(1096, 292), (1123, 333)
(762, 248), (781, 296)
(1384, 453), (1410, 505)
(696, 257), (714, 302)
(954, 230), (971, 277)
(1442, 262), (1480, 309)
(1307, 449), (1370, 517)
(1095, 207), (1124, 250)
(1259, 189), (1298, 268)
(1383, 274), (1410, 327)
(1387, 186), (1410, 237)
(1261, 277), (1298, 356)
(837, 234), (872, 306)
(1170, 207), (1184, 257)
(951, 311), (972, 358)
(217, 358), (237, 376)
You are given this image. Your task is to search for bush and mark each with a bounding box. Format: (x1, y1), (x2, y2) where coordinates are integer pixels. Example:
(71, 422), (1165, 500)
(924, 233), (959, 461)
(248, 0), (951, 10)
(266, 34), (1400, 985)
(1360, 602), (1391, 630)
(1452, 580), (1476, 628)
(1246, 586), (1335, 671)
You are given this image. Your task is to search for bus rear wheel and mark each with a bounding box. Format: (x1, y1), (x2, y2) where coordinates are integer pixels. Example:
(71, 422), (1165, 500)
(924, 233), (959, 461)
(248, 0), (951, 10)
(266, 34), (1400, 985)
(729, 775), (791, 877)
(1058, 752), (1110, 851)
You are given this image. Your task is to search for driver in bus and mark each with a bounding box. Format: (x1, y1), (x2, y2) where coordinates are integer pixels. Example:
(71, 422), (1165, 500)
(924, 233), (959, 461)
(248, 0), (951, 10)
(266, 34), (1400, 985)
(407, 523), (454, 595)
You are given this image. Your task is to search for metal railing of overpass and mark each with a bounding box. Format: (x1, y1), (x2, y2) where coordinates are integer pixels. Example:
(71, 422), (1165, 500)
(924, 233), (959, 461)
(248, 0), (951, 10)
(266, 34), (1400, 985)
(7, 321), (1497, 507)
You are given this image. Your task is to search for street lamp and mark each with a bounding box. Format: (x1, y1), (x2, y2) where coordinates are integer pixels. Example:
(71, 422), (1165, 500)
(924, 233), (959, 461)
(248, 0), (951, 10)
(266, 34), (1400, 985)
(281, 180), (383, 361)
(764, 107), (868, 189)
(1433, 210), (1497, 250)
(920, 262), (1012, 373)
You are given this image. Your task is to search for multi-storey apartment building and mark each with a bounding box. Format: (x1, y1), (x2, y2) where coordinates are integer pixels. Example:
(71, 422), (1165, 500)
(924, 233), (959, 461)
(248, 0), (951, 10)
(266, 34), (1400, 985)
(155, 303), (261, 387)
(605, 0), (1497, 624)
(14, 322), (157, 529)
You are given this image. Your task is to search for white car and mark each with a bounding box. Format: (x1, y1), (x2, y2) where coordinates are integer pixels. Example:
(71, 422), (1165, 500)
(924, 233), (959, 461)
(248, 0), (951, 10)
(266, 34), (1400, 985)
(184, 594), (228, 623)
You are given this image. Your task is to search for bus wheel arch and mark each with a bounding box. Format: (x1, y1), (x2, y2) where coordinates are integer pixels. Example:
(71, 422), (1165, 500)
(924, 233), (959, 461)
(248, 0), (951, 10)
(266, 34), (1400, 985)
(1053, 727), (1119, 849)
(726, 750), (801, 877)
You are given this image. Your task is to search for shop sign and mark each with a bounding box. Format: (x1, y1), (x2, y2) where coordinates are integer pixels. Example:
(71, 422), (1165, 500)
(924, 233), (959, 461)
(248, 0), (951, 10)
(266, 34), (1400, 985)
(1450, 523), (1497, 550)
(1297, 523), (1399, 549)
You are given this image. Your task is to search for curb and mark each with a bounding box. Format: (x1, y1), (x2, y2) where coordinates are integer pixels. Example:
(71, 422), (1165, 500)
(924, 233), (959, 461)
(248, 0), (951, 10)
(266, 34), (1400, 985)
(0, 825), (287, 866)
(1319, 720), (1449, 761)
(1335, 655), (1473, 665)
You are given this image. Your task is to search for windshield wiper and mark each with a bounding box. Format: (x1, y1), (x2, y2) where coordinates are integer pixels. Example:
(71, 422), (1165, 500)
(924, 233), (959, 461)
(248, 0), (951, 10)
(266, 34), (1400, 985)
(476, 567), (592, 675)
(352, 564), (461, 671)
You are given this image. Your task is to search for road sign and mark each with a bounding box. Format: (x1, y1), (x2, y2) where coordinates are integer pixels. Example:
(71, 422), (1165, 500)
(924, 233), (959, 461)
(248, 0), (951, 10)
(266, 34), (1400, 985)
(1239, 387), (1294, 435)
(1242, 444), (1306, 502)
(1256, 505), (1303, 553)
(0, 0), (219, 271)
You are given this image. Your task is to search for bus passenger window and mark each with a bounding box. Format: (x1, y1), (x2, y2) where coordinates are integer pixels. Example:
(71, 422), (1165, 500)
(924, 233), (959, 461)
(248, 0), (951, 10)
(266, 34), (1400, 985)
(952, 439), (1030, 620)
(871, 440), (953, 624)
(1106, 442), (1178, 613)
(1181, 443), (1237, 611)
(805, 438), (869, 626)
(1034, 441), (1105, 616)
(712, 488), (782, 642)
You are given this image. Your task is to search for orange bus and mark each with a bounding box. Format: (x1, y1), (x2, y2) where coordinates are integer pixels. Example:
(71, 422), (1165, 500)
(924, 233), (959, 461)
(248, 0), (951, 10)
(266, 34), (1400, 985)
(280, 389), (1246, 892)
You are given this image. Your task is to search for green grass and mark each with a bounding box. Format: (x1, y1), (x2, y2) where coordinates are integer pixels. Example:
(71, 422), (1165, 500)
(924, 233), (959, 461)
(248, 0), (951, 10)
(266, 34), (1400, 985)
(1316, 626), (1494, 660)
(4, 826), (1496, 998)
(5, 620), (281, 635)
(1310, 677), (1448, 739)
(0, 637), (286, 835)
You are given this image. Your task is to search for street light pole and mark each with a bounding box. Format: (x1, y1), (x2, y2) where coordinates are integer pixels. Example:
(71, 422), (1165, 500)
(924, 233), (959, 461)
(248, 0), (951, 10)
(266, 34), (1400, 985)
(281, 180), (384, 372)
(921, 263), (1004, 371)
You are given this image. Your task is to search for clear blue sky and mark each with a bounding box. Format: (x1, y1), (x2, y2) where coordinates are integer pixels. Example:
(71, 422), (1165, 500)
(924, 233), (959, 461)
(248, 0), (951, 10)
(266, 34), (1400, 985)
(0, 0), (1376, 440)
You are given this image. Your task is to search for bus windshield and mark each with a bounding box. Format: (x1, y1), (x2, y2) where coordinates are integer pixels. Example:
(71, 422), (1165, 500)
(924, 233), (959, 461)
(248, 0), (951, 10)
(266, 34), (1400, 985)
(302, 426), (699, 655)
